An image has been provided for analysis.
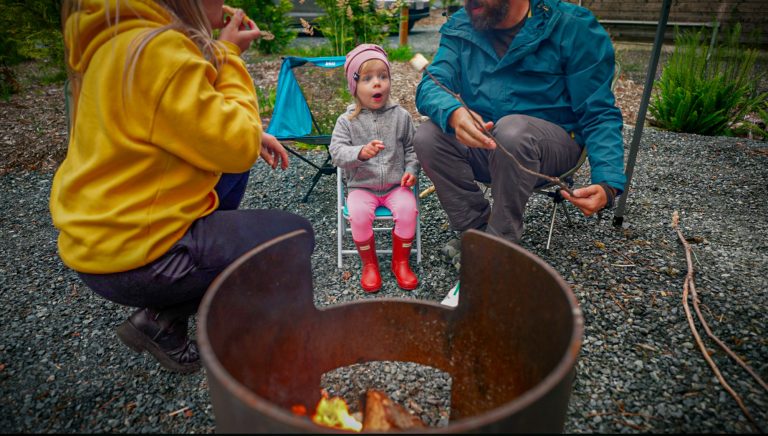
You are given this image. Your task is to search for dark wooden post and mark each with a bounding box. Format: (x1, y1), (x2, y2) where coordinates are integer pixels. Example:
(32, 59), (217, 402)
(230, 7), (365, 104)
(399, 5), (409, 46)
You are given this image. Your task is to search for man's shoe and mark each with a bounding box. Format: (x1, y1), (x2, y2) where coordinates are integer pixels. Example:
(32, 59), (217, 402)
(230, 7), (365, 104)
(116, 308), (201, 374)
(441, 281), (460, 307)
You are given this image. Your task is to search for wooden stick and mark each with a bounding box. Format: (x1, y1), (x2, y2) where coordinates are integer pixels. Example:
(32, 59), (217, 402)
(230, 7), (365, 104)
(419, 185), (435, 199)
(168, 406), (190, 417)
(672, 211), (762, 433)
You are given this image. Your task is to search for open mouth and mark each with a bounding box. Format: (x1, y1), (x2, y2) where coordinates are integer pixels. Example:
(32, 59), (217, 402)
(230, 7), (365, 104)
(372, 93), (383, 100)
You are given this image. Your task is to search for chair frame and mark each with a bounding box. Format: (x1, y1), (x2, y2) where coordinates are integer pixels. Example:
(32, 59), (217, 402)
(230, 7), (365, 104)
(533, 147), (588, 250)
(336, 168), (422, 269)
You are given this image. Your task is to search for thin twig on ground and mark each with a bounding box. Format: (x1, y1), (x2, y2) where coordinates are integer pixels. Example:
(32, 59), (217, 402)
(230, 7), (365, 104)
(671, 211), (764, 433)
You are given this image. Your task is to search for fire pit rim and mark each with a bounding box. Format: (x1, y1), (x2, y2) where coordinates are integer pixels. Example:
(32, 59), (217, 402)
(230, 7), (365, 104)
(198, 229), (584, 433)
(438, 230), (584, 431)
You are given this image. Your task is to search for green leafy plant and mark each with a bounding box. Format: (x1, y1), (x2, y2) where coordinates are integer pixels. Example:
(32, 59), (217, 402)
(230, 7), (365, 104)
(226, 0), (297, 54)
(255, 85), (276, 117)
(649, 24), (767, 137)
(284, 43), (338, 58)
(385, 44), (413, 62)
(0, 0), (65, 96)
(313, 0), (398, 56)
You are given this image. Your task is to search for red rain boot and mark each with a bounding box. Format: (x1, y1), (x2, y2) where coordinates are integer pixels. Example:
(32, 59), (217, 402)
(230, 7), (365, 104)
(391, 231), (418, 290)
(354, 236), (382, 293)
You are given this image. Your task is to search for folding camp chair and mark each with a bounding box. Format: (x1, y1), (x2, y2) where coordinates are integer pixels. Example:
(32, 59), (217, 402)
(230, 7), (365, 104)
(337, 167), (422, 269)
(265, 56), (347, 203)
(534, 61), (619, 250)
(533, 146), (588, 250)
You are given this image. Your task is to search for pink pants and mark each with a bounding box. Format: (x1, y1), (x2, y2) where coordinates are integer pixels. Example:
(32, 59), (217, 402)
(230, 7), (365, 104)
(347, 187), (418, 242)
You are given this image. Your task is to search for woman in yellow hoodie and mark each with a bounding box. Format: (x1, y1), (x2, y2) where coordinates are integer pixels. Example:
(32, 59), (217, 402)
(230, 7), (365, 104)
(51, 0), (314, 374)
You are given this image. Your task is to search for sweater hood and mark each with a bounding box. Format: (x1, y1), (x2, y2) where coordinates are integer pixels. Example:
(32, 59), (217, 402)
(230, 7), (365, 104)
(64, 0), (171, 74)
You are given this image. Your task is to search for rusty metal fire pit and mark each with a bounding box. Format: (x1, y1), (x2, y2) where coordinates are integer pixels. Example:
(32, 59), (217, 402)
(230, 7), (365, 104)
(198, 229), (583, 433)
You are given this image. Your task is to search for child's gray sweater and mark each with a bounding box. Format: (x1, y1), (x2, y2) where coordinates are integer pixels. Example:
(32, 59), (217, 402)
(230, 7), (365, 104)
(329, 101), (420, 195)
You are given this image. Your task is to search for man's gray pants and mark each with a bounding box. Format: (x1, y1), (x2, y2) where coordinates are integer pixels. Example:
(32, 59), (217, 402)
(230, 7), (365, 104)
(413, 114), (582, 242)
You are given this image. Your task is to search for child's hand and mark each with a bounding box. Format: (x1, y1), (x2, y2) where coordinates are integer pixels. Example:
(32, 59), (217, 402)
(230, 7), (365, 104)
(358, 140), (385, 161)
(401, 172), (416, 188)
(219, 9), (262, 53)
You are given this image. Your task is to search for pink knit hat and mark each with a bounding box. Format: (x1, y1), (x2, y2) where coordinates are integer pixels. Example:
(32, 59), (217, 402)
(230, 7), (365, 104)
(344, 44), (391, 96)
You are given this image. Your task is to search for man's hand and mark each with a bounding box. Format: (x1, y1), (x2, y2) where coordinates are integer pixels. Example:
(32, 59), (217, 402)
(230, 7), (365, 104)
(219, 8), (263, 53)
(259, 132), (289, 170)
(358, 140), (385, 161)
(560, 184), (608, 216)
(448, 107), (495, 149)
(401, 172), (416, 188)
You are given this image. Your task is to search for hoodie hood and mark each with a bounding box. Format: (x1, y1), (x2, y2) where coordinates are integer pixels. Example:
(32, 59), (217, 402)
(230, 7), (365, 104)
(64, 0), (171, 74)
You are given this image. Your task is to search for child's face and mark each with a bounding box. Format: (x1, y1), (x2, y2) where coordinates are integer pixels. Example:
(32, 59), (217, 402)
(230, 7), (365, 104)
(355, 60), (390, 111)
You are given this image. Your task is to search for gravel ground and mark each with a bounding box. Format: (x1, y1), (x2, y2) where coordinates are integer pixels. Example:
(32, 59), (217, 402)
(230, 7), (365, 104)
(1, 125), (767, 433)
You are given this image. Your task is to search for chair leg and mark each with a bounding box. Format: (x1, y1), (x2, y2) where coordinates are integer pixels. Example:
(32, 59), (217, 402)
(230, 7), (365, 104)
(337, 210), (344, 269)
(546, 201), (558, 250)
(560, 201), (573, 227)
(416, 214), (422, 264)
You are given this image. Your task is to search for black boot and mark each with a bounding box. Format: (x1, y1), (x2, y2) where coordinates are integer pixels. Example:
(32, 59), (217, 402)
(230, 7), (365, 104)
(116, 307), (201, 374)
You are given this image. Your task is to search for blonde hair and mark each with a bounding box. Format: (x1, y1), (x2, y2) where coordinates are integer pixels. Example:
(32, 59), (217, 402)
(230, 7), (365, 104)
(347, 59), (391, 120)
(62, 0), (225, 120)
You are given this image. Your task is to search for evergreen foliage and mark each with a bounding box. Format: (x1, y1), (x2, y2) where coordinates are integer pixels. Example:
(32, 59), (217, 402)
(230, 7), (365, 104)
(650, 24), (767, 138)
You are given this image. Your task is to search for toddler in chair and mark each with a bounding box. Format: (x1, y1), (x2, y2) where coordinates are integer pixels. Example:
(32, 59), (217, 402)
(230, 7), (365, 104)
(329, 44), (420, 293)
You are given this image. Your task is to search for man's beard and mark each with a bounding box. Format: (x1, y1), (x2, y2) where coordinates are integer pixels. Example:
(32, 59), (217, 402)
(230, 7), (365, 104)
(465, 0), (511, 30)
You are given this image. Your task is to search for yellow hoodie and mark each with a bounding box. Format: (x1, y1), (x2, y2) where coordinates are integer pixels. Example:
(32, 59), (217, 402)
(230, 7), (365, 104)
(50, 0), (262, 274)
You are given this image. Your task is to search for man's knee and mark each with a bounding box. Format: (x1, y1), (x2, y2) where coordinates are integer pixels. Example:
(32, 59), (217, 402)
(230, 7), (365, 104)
(494, 115), (537, 159)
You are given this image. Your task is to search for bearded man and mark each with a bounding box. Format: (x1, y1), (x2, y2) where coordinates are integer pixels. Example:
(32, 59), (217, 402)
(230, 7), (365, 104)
(414, 0), (626, 251)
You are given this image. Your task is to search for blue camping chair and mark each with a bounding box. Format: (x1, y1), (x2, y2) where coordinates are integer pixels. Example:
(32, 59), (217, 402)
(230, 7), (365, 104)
(266, 56), (347, 202)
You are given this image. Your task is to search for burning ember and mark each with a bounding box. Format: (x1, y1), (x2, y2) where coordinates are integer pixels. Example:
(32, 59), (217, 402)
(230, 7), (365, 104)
(295, 390), (363, 432)
(293, 389), (426, 432)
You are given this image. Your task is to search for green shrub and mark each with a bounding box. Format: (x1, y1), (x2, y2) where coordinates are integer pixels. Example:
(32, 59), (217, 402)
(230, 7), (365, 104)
(227, 0), (297, 55)
(255, 85), (276, 116)
(284, 43), (339, 58)
(649, 24), (767, 137)
(0, 0), (65, 95)
(385, 44), (413, 62)
(313, 0), (398, 56)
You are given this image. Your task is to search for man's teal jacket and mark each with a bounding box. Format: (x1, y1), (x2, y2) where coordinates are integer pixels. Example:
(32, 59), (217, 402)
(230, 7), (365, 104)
(415, 0), (627, 192)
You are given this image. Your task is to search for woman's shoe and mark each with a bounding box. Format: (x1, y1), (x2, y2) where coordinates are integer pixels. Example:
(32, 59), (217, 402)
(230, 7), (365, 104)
(116, 308), (201, 374)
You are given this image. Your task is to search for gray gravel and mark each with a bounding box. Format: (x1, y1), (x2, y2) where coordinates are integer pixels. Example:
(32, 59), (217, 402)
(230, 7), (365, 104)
(1, 126), (767, 433)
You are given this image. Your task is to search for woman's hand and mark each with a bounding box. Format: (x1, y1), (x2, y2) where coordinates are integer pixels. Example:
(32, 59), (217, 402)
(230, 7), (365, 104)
(218, 8), (263, 53)
(560, 184), (608, 216)
(401, 172), (416, 188)
(260, 132), (289, 170)
(358, 140), (385, 161)
(448, 107), (495, 149)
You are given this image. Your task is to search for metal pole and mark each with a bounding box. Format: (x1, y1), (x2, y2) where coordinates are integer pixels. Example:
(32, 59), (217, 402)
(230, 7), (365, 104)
(612, 0), (673, 227)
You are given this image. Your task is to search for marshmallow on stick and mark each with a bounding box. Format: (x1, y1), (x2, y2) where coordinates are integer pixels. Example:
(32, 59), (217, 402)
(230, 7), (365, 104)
(409, 53), (430, 72)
